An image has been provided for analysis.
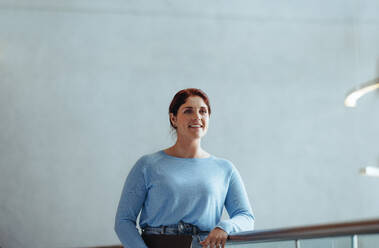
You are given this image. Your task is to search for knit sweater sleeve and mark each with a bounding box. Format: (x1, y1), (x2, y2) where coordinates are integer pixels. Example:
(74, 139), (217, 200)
(216, 166), (255, 234)
(114, 157), (148, 248)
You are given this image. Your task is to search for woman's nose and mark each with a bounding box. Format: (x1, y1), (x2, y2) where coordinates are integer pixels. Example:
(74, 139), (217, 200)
(193, 111), (201, 120)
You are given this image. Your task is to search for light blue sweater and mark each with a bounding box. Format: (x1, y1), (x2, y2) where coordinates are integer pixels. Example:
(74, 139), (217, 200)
(114, 150), (255, 248)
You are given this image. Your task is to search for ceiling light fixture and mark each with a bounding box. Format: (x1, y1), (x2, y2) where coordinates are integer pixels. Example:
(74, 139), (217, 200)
(360, 166), (379, 178)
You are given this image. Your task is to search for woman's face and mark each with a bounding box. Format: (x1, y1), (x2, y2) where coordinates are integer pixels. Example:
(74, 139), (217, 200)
(170, 96), (209, 140)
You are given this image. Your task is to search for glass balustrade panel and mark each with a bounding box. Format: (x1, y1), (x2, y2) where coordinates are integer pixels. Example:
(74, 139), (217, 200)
(225, 233), (379, 248)
(358, 234), (379, 248)
(299, 236), (351, 248)
(226, 240), (294, 248)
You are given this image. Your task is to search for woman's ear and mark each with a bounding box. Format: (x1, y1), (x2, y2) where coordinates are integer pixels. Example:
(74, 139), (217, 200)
(170, 113), (177, 128)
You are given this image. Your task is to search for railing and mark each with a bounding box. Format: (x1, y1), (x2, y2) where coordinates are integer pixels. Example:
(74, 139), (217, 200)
(94, 219), (379, 248)
(227, 218), (379, 248)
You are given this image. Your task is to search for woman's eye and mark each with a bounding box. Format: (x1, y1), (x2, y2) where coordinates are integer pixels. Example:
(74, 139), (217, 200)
(184, 110), (192, 113)
(200, 110), (207, 114)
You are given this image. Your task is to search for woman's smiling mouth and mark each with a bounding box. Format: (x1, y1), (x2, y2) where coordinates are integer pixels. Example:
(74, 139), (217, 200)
(189, 124), (203, 128)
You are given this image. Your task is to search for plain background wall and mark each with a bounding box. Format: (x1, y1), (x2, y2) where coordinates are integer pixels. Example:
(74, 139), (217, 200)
(0, 0), (378, 247)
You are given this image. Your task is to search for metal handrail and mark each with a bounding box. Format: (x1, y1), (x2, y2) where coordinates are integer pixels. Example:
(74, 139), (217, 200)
(102, 219), (379, 248)
(228, 218), (379, 244)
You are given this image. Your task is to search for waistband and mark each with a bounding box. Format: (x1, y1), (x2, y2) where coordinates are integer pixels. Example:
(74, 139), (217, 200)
(142, 221), (210, 235)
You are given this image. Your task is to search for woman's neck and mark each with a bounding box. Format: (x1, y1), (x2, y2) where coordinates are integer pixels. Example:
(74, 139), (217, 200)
(165, 138), (209, 158)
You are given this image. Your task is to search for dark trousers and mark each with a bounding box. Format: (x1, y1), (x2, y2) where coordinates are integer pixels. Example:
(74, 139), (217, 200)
(141, 233), (193, 248)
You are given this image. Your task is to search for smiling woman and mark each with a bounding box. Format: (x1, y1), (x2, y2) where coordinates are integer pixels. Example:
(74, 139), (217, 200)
(114, 88), (255, 248)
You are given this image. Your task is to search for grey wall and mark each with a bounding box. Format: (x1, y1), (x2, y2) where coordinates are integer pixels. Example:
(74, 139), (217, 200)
(0, 0), (378, 247)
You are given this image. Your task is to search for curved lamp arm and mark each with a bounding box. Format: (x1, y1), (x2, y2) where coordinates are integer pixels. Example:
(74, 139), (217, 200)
(344, 82), (379, 107)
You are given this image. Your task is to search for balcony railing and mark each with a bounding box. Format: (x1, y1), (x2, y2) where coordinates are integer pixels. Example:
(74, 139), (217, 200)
(93, 218), (379, 248)
(227, 218), (379, 248)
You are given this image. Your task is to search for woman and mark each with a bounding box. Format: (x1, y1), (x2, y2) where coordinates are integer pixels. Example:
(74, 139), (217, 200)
(115, 88), (255, 248)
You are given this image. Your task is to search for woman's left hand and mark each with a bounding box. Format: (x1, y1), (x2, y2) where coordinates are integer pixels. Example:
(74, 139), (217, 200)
(200, 227), (228, 248)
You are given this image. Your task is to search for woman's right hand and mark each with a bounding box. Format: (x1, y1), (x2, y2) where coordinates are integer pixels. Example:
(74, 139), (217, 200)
(199, 227), (228, 248)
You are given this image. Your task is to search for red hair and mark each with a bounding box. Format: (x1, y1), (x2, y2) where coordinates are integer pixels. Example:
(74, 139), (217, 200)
(168, 88), (211, 129)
